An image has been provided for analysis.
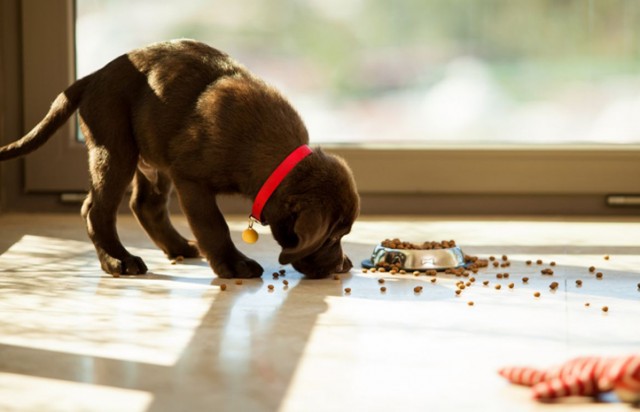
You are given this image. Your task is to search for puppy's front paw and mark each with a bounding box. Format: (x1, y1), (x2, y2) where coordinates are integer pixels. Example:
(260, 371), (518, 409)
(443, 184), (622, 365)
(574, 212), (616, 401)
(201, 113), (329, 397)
(100, 255), (148, 275)
(213, 257), (263, 279)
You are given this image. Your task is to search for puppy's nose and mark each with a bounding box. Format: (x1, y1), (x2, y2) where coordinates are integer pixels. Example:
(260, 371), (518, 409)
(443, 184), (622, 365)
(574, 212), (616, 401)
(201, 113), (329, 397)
(336, 255), (353, 273)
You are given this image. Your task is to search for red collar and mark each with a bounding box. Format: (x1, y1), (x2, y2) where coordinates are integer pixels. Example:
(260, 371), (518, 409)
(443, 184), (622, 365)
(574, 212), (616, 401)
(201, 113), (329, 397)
(251, 145), (312, 224)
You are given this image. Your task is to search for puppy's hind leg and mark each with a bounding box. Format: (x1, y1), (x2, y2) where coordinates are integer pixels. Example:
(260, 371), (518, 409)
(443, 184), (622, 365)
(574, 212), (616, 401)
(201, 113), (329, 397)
(129, 166), (200, 259)
(81, 144), (147, 276)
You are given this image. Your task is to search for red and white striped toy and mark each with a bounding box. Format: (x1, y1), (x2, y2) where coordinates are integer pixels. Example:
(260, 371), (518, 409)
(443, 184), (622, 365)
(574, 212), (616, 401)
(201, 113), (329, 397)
(499, 355), (640, 402)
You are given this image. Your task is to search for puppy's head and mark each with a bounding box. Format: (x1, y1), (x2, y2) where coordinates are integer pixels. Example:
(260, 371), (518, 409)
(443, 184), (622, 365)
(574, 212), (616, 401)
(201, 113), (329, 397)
(266, 150), (359, 278)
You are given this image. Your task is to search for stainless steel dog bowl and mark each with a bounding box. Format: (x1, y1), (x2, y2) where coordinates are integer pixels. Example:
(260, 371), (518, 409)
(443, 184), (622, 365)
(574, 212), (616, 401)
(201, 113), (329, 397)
(361, 243), (466, 271)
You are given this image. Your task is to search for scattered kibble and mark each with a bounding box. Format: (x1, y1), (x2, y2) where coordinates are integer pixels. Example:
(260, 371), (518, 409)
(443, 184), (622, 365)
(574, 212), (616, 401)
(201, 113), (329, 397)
(596, 272), (603, 279)
(495, 284), (502, 290)
(344, 287), (351, 294)
(283, 280), (289, 286)
(413, 271), (420, 276)
(362, 269), (369, 273)
(272, 272), (280, 279)
(493, 261), (500, 268)
(235, 280), (243, 285)
(508, 282), (515, 289)
(522, 277), (529, 283)
(458, 284), (466, 290)
(414, 286), (423, 293)
(455, 289), (462, 296)
(575, 279), (583, 286)
(220, 284), (227, 291)
(604, 255), (610, 260)
(503, 273), (510, 278)
(400, 269), (407, 274)
(333, 275), (340, 280)
(526, 260), (532, 265)
(502, 255), (508, 261)
(430, 278), (437, 283)
(549, 281), (559, 290)
(378, 268), (386, 273)
(378, 278), (385, 284)
(536, 259), (543, 265)
(380, 286), (387, 292)
(534, 291), (541, 298)
(279, 269), (286, 275)
(602, 306), (609, 313)
(497, 273), (504, 279)
(470, 277), (476, 283)
(550, 261), (556, 266)
(267, 284), (274, 291)
(483, 280), (490, 286)
(585, 302), (591, 307)
(468, 301), (474, 306)
(489, 256), (496, 261)
(390, 269), (398, 274)
(541, 268), (554, 275)
(589, 266), (596, 273)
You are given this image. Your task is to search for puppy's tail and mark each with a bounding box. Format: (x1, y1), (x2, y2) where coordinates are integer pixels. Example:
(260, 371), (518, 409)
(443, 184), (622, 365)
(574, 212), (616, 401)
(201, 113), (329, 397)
(0, 75), (91, 161)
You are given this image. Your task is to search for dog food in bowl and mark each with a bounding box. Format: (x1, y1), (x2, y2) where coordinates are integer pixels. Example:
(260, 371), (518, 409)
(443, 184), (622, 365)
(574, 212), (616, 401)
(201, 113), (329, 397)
(362, 238), (488, 272)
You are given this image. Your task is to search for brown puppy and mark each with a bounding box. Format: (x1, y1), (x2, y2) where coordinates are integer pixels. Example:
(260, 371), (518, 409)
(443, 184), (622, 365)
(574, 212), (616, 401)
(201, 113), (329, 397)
(0, 39), (359, 278)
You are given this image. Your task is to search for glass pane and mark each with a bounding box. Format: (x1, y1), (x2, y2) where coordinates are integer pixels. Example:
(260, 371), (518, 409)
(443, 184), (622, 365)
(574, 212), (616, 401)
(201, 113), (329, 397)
(76, 0), (640, 145)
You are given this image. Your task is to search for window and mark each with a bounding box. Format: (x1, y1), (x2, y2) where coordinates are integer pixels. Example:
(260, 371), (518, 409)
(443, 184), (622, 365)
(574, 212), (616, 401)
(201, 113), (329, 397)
(14, 0), (640, 213)
(77, 0), (640, 145)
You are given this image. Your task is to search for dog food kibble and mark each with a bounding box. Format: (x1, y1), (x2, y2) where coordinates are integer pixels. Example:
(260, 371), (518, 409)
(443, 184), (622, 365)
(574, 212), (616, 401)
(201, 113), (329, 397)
(235, 280), (243, 285)
(470, 277), (476, 283)
(283, 280), (289, 286)
(526, 260), (532, 265)
(272, 272), (280, 279)
(414, 286), (423, 293)
(344, 287), (351, 294)
(495, 284), (502, 290)
(522, 277), (529, 283)
(426, 269), (437, 276)
(541, 268), (554, 275)
(497, 273), (504, 279)
(534, 291), (541, 298)
(468, 301), (474, 306)
(536, 260), (543, 265)
(430, 278), (437, 283)
(381, 238), (457, 250)
(390, 269), (398, 274)
(549, 281), (559, 290)
(493, 261), (500, 268)
(502, 255), (508, 261)
(378, 278), (385, 284)
(637, 283), (640, 290)
(380, 286), (387, 292)
(483, 280), (490, 286)
(400, 270), (407, 274)
(413, 271), (420, 276)
(576, 279), (583, 286)
(267, 284), (274, 291)
(508, 283), (515, 289)
(333, 275), (340, 280)
(378, 267), (386, 273)
(279, 269), (286, 275)
(602, 306), (609, 313)
(585, 302), (591, 307)
(455, 289), (462, 295)
(604, 255), (610, 260)
(596, 272), (603, 279)
(589, 266), (596, 273)
(220, 284), (227, 291)
(362, 269), (369, 273)
(458, 284), (466, 290)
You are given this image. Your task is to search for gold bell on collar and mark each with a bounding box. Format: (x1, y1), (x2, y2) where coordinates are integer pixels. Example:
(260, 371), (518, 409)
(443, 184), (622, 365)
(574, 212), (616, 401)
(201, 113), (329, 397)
(242, 217), (259, 244)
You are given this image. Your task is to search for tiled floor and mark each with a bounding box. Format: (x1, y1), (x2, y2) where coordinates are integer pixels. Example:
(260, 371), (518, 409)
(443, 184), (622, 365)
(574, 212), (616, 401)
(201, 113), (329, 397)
(0, 213), (639, 412)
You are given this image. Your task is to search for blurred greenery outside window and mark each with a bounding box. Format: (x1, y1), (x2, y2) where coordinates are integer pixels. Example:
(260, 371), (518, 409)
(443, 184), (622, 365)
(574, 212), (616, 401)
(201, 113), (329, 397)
(76, 0), (640, 146)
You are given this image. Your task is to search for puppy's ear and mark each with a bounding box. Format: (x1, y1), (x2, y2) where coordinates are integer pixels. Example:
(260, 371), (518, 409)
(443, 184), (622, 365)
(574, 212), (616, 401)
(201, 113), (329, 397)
(278, 208), (331, 265)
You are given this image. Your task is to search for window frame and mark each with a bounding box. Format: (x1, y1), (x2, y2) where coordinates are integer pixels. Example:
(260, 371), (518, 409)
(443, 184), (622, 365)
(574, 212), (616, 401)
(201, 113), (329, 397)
(12, 0), (640, 214)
